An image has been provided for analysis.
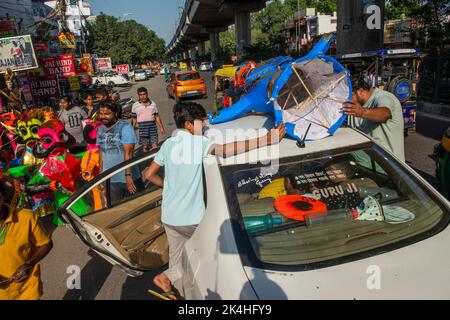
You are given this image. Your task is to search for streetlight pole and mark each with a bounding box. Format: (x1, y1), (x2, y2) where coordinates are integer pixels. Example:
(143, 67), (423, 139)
(297, 0), (300, 53)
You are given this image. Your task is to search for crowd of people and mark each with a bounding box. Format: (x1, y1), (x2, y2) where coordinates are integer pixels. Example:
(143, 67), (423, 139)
(0, 71), (406, 300)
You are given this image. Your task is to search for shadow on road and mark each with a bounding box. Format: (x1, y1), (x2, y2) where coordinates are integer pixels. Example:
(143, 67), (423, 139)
(62, 250), (113, 300)
(411, 166), (439, 189)
(121, 266), (167, 300)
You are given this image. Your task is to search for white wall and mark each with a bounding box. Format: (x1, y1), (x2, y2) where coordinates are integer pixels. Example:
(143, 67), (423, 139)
(317, 12), (337, 35)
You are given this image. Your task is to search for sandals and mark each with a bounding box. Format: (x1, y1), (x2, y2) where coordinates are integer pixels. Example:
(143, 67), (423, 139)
(148, 289), (177, 300)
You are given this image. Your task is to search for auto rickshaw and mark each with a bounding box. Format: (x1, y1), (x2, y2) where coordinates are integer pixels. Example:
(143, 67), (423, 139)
(213, 65), (239, 112)
(337, 48), (426, 135)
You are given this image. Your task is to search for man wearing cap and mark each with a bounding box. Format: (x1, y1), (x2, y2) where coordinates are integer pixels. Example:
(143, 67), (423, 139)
(343, 75), (405, 162)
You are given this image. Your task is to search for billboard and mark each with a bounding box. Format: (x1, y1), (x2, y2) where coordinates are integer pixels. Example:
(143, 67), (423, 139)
(42, 54), (76, 78)
(57, 32), (76, 49)
(75, 56), (94, 75)
(30, 76), (60, 99)
(115, 64), (129, 74)
(94, 57), (112, 71)
(0, 20), (17, 38)
(0, 35), (39, 73)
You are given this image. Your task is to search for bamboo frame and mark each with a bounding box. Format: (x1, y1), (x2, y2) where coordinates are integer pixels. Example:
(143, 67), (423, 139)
(291, 65), (331, 128)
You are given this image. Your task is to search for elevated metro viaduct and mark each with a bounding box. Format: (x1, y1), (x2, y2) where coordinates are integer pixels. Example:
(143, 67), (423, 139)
(167, 0), (266, 62)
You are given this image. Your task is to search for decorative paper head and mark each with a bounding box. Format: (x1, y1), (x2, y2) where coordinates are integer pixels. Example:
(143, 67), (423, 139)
(0, 112), (18, 127)
(83, 120), (102, 148)
(33, 117), (75, 158)
(17, 109), (45, 143)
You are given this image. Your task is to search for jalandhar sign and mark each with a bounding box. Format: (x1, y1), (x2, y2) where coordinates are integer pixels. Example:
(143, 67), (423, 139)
(42, 54), (76, 78)
(0, 35), (38, 73)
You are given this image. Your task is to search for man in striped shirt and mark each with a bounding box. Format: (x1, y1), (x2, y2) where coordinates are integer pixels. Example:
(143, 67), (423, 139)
(131, 87), (166, 152)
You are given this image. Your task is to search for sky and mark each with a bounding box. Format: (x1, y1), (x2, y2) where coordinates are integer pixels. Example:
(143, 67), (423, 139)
(87, 0), (184, 44)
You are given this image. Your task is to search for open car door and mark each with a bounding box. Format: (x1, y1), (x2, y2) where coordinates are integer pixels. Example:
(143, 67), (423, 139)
(58, 151), (168, 276)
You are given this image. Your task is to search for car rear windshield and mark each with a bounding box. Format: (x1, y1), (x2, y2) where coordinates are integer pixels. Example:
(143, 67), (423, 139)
(221, 143), (448, 270)
(135, 70), (145, 74)
(177, 73), (200, 81)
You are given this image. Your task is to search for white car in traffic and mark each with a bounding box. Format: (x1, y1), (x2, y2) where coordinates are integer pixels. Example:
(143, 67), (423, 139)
(60, 115), (450, 299)
(91, 71), (130, 87)
(134, 69), (147, 82)
(199, 62), (212, 71)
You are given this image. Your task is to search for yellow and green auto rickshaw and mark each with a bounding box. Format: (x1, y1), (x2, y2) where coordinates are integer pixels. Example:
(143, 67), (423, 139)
(213, 65), (239, 112)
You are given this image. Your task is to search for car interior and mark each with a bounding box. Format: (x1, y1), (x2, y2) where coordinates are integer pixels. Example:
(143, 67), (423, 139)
(225, 146), (445, 266)
(68, 158), (169, 269)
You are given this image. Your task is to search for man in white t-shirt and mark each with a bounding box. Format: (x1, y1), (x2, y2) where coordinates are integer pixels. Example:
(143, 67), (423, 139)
(131, 87), (166, 152)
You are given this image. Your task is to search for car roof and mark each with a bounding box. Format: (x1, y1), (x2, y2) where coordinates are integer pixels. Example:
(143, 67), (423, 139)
(204, 115), (371, 166)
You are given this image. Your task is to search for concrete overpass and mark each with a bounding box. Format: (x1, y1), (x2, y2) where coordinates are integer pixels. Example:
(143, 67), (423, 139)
(167, 0), (266, 62)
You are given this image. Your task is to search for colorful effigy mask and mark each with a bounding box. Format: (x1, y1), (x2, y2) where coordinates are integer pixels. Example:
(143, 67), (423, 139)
(83, 119), (102, 149)
(33, 117), (75, 159)
(0, 112), (17, 128)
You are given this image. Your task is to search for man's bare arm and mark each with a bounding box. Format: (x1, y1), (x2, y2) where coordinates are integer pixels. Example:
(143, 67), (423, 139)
(343, 100), (392, 123)
(144, 161), (164, 187)
(211, 123), (286, 158)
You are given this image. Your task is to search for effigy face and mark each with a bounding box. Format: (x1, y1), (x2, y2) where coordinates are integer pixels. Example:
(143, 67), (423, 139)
(33, 117), (75, 159)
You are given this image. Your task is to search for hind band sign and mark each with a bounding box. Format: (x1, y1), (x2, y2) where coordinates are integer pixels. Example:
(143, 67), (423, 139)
(0, 35), (38, 73)
(42, 54), (76, 78)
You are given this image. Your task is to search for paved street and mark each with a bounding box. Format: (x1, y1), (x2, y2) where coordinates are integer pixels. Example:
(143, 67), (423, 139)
(40, 73), (440, 300)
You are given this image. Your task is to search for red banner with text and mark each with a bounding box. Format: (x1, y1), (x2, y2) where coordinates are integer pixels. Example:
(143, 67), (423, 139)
(42, 54), (76, 78)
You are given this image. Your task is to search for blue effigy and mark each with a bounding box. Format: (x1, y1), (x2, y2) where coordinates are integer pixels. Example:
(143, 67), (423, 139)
(209, 34), (352, 142)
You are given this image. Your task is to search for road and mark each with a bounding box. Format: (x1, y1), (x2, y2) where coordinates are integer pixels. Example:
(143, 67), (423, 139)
(40, 73), (440, 300)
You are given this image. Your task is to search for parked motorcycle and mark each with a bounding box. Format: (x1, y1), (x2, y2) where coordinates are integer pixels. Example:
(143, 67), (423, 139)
(119, 97), (135, 119)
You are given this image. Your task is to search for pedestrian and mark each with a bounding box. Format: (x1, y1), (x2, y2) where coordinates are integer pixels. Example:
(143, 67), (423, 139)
(95, 88), (109, 105)
(131, 87), (166, 152)
(58, 96), (87, 154)
(164, 66), (169, 82)
(0, 177), (53, 300)
(96, 87), (123, 119)
(144, 102), (285, 299)
(343, 75), (405, 162)
(81, 93), (97, 119)
(96, 101), (143, 202)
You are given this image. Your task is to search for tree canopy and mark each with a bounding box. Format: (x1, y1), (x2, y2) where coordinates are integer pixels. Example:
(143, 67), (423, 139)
(385, 0), (450, 55)
(87, 13), (166, 65)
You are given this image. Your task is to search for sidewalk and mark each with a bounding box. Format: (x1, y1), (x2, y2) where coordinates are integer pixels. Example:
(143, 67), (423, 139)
(416, 101), (450, 140)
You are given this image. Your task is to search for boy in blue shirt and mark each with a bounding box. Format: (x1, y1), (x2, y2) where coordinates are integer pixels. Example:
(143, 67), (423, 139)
(144, 102), (285, 299)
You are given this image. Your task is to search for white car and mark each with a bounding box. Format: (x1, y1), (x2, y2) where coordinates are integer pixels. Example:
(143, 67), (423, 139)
(134, 69), (147, 81)
(60, 115), (450, 299)
(199, 62), (211, 72)
(91, 71), (129, 87)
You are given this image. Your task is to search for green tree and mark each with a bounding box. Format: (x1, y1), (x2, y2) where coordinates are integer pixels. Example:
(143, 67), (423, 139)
(219, 26), (237, 57)
(88, 13), (166, 65)
(385, 0), (419, 19)
(385, 1), (450, 55)
(254, 0), (292, 52)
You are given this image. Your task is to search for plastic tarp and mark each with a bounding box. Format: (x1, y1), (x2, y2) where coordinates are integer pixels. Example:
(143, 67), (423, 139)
(209, 34), (352, 142)
(271, 55), (351, 141)
(209, 56), (293, 125)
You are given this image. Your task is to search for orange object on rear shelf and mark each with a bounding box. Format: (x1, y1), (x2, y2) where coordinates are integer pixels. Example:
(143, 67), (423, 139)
(274, 195), (328, 221)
